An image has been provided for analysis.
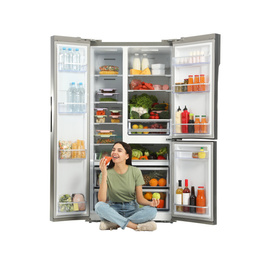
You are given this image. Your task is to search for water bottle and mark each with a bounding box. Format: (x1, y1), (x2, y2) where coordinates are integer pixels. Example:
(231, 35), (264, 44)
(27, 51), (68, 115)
(73, 83), (80, 112)
(67, 82), (76, 112)
(73, 48), (81, 71)
(66, 48), (73, 71)
(78, 82), (85, 112)
(59, 47), (66, 71)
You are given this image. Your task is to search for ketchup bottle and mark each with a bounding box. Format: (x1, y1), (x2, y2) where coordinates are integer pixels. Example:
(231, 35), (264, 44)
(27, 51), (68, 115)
(181, 106), (189, 133)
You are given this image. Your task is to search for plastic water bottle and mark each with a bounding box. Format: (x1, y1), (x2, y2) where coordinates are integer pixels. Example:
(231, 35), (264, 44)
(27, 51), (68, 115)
(73, 83), (80, 112)
(66, 48), (73, 71)
(73, 48), (81, 71)
(59, 47), (66, 71)
(78, 82), (85, 112)
(67, 82), (76, 112)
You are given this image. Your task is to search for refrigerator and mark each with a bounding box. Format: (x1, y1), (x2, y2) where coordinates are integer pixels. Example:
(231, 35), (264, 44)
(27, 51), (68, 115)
(50, 33), (220, 225)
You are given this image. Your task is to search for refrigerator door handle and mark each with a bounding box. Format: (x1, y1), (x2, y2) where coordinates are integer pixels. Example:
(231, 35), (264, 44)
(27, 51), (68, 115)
(50, 96), (52, 133)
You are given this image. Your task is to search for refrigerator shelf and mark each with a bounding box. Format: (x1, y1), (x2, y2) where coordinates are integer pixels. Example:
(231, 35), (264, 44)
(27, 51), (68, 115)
(58, 66), (87, 73)
(58, 201), (86, 213)
(58, 149), (87, 160)
(95, 74), (122, 77)
(128, 74), (171, 77)
(58, 102), (87, 114)
(174, 204), (208, 209)
(132, 160), (169, 166)
(128, 90), (171, 93)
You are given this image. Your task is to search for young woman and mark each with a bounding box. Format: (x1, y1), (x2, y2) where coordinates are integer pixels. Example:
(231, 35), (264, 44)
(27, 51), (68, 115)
(95, 141), (159, 231)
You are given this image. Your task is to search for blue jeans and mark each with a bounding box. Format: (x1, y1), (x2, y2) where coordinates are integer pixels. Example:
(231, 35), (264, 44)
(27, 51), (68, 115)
(95, 200), (157, 229)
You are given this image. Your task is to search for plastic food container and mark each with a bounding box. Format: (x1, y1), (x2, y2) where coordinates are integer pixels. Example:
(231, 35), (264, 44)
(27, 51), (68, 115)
(95, 115), (107, 123)
(109, 115), (121, 123)
(96, 130), (115, 135)
(152, 69), (165, 75)
(100, 88), (116, 93)
(152, 64), (165, 70)
(96, 135), (116, 144)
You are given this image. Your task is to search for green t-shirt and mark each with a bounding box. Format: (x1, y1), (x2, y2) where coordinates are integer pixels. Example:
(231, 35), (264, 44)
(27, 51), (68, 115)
(99, 165), (145, 202)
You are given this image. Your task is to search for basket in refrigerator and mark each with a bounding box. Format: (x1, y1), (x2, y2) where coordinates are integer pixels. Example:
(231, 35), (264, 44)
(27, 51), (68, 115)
(59, 140), (72, 159)
(58, 193), (86, 212)
(100, 88), (116, 93)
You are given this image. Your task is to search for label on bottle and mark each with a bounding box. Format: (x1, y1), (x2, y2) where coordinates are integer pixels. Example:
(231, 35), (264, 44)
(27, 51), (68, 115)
(175, 194), (182, 204)
(183, 193), (190, 205)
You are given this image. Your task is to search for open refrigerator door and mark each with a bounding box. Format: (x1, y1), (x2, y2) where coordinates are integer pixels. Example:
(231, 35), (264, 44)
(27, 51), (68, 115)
(172, 34), (220, 139)
(171, 141), (217, 224)
(50, 36), (91, 221)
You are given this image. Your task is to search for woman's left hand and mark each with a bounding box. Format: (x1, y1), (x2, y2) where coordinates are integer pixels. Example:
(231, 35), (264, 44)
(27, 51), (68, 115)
(150, 198), (160, 207)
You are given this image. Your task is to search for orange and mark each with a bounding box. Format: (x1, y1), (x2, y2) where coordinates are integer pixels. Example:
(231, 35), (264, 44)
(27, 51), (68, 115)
(144, 192), (152, 200)
(158, 178), (166, 186)
(149, 178), (158, 186)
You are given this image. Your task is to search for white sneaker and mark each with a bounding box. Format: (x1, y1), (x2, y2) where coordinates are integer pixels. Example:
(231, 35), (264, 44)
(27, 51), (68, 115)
(99, 220), (119, 230)
(136, 221), (157, 231)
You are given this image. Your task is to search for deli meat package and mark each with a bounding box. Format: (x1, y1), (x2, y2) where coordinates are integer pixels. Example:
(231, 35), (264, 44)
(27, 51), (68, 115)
(72, 193), (86, 211)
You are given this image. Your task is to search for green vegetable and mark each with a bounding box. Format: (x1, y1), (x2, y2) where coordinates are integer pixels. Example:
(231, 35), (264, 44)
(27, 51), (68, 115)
(141, 113), (150, 119)
(152, 104), (167, 110)
(130, 111), (140, 119)
(156, 147), (168, 156)
(100, 97), (117, 102)
(59, 194), (74, 212)
(144, 150), (150, 157)
(132, 149), (143, 159)
(159, 111), (170, 119)
(129, 93), (158, 109)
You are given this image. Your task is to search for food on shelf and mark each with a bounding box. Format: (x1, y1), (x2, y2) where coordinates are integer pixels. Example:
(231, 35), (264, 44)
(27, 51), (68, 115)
(130, 67), (151, 75)
(139, 155), (148, 160)
(143, 126), (149, 134)
(158, 178), (167, 186)
(144, 192), (153, 200)
(130, 110), (140, 119)
(72, 193), (85, 211)
(130, 79), (142, 89)
(96, 137), (115, 144)
(96, 109), (106, 115)
(96, 130), (114, 135)
(59, 140), (72, 159)
(59, 140), (85, 159)
(157, 199), (165, 208)
(99, 97), (117, 102)
(152, 193), (161, 200)
(141, 113), (150, 119)
(132, 149), (143, 159)
(95, 115), (106, 123)
(149, 178), (158, 186)
(143, 174), (151, 185)
(99, 65), (119, 75)
(100, 88), (116, 93)
(129, 93), (158, 110)
(59, 193), (86, 212)
(130, 79), (169, 91)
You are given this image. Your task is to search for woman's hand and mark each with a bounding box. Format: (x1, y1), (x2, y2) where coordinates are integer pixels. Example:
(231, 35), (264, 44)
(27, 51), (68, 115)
(99, 157), (108, 175)
(149, 198), (160, 208)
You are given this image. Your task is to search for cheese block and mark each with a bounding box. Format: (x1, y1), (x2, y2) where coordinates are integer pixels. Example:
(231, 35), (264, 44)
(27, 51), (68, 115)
(141, 67), (151, 75)
(73, 203), (79, 211)
(130, 69), (141, 75)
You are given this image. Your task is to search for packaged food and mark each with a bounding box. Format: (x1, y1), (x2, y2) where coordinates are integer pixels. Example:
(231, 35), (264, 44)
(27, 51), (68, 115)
(152, 69), (165, 75)
(99, 65), (119, 72)
(96, 130), (115, 135)
(99, 65), (119, 74)
(59, 140), (72, 159)
(95, 115), (106, 123)
(151, 64), (165, 70)
(100, 88), (116, 93)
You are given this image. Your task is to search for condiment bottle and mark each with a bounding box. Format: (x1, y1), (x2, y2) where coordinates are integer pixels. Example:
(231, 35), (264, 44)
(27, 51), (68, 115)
(133, 53), (141, 70)
(201, 115), (207, 133)
(181, 106), (189, 133)
(199, 74), (206, 91)
(193, 75), (199, 91)
(141, 54), (149, 70)
(175, 106), (182, 133)
(190, 186), (196, 213)
(198, 147), (206, 159)
(196, 186), (206, 214)
(187, 75), (193, 92)
(188, 113), (194, 133)
(194, 115), (201, 134)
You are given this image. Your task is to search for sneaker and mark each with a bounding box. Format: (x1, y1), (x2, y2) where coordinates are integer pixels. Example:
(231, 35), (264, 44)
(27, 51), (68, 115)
(99, 220), (119, 230)
(136, 221), (157, 231)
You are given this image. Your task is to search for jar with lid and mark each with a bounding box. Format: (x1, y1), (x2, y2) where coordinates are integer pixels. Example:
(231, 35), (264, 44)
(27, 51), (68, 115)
(133, 53), (141, 70)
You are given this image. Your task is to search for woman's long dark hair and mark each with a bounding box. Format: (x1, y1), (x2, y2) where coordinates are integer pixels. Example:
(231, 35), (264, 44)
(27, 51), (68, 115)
(107, 141), (132, 169)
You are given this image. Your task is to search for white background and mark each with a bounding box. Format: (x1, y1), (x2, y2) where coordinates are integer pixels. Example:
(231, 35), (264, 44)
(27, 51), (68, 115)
(1, 0), (268, 259)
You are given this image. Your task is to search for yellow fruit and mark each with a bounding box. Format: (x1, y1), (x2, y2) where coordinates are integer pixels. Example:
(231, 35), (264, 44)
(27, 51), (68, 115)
(132, 124), (139, 129)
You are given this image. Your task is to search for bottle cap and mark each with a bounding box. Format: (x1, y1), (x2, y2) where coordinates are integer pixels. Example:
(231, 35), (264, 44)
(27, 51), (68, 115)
(195, 75), (199, 77)
(200, 74), (205, 76)
(185, 179), (188, 186)
(198, 186), (204, 189)
(177, 106), (181, 112)
(178, 180), (182, 186)
(188, 75), (193, 77)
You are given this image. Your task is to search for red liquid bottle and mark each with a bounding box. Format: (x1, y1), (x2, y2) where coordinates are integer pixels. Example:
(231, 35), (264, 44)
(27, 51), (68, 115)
(181, 106), (189, 133)
(183, 179), (190, 212)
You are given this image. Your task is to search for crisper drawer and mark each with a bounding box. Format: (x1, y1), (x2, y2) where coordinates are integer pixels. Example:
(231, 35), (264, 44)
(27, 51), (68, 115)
(142, 188), (169, 211)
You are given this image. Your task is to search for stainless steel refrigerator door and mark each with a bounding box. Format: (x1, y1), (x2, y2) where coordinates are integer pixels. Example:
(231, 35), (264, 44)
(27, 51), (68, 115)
(50, 36), (91, 221)
(171, 34), (220, 139)
(171, 141), (217, 224)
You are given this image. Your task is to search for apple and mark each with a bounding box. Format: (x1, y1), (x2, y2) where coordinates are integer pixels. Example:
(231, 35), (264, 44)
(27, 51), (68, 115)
(152, 193), (160, 200)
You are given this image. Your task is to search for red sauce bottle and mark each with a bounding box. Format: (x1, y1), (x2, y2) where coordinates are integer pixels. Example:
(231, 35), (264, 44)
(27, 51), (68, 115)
(181, 106), (189, 133)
